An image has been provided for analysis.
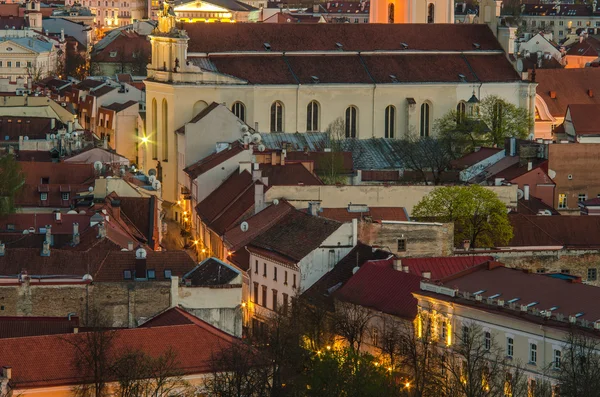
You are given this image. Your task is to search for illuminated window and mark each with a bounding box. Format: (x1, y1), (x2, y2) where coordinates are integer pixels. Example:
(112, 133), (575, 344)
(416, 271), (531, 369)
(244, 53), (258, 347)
(384, 105), (395, 138)
(270, 101), (284, 132)
(420, 103), (430, 137)
(558, 193), (567, 209)
(307, 100), (320, 132)
(231, 101), (245, 122)
(372, 327), (379, 347)
(345, 106), (358, 138)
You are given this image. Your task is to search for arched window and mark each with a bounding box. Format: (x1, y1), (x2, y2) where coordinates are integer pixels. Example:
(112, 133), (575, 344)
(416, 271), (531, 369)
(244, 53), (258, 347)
(457, 101), (466, 124)
(151, 98), (157, 159)
(232, 102), (246, 122)
(306, 100), (320, 132)
(384, 105), (395, 138)
(388, 3), (394, 23)
(270, 101), (284, 132)
(162, 98), (168, 161)
(345, 106), (358, 138)
(420, 103), (430, 137)
(427, 3), (435, 23)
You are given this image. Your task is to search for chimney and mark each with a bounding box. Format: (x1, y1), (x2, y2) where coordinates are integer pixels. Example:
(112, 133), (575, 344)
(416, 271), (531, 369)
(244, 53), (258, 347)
(402, 265), (409, 273)
(313, 3), (319, 12)
(0, 242), (4, 256)
(45, 225), (52, 246)
(463, 240), (471, 251)
(98, 222), (106, 239)
(422, 271), (432, 279)
(135, 247), (147, 278)
(111, 199), (121, 220)
(524, 184), (530, 201)
(128, 241), (134, 251)
(41, 240), (51, 256)
(67, 121), (73, 133)
(252, 165), (261, 181)
(589, 89), (594, 98)
(549, 91), (557, 99)
(393, 258), (402, 271)
(308, 201), (321, 216)
(580, 35), (584, 43)
(527, 162), (533, 172)
(254, 184), (265, 214)
(2, 367), (11, 381)
(352, 218), (358, 246)
(72, 222), (80, 246)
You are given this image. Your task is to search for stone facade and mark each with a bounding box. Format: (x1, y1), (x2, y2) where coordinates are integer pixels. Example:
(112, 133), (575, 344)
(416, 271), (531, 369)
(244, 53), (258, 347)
(358, 221), (454, 257)
(0, 281), (171, 327)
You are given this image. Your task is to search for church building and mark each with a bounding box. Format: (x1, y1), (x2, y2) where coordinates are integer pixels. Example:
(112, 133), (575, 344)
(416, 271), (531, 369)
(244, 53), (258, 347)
(143, 1), (535, 206)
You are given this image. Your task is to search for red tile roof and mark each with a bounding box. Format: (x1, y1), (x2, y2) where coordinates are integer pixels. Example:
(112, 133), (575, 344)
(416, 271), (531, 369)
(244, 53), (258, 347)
(0, 312), (236, 389)
(185, 23), (504, 52)
(535, 68), (600, 117)
(0, 213), (92, 235)
(139, 307), (195, 328)
(428, 264), (600, 324)
(567, 104), (600, 135)
(335, 260), (422, 319)
(285, 151), (354, 174)
(224, 200), (295, 252)
(515, 197), (560, 216)
(360, 170), (401, 181)
(317, 207), (408, 222)
(0, 116), (61, 141)
(0, 316), (79, 339)
(184, 141), (246, 179)
(490, 159), (549, 181)
(260, 163), (323, 185)
(507, 214), (600, 248)
(301, 242), (391, 311)
(566, 36), (600, 57)
(248, 210), (342, 264)
(396, 255), (494, 280)
(101, 100), (138, 113)
(451, 147), (503, 169)
(92, 30), (150, 64)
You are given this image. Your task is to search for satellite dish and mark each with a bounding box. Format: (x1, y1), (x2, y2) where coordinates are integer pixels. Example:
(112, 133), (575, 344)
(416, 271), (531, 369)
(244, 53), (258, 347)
(273, 198), (279, 205)
(258, 144), (266, 152)
(22, 229), (29, 234)
(50, 133), (56, 139)
(88, 186), (94, 193)
(251, 133), (262, 144)
(528, 133), (534, 141)
(240, 221), (249, 232)
(136, 247), (147, 259)
(241, 125), (249, 133)
(148, 168), (157, 176)
(82, 274), (93, 281)
(23, 136), (29, 141)
(67, 210), (78, 214)
(152, 180), (161, 190)
(148, 175), (156, 184)
(516, 59), (524, 73)
(517, 189), (524, 200)
(120, 167), (126, 176)
(352, 266), (360, 274)
(93, 161), (103, 172)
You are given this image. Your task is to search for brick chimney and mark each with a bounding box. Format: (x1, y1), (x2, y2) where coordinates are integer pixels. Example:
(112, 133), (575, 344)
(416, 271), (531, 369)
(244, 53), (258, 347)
(2, 366), (11, 380)
(254, 183), (265, 214)
(41, 240), (50, 257)
(72, 222), (80, 246)
(97, 222), (106, 239)
(393, 258), (402, 271)
(128, 241), (134, 251)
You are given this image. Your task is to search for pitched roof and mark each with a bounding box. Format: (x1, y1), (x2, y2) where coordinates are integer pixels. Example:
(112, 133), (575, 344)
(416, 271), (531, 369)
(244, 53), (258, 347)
(0, 314), (236, 389)
(535, 68), (600, 117)
(90, 85), (116, 97)
(182, 257), (240, 286)
(396, 255), (494, 280)
(259, 163), (323, 185)
(515, 196), (560, 216)
(177, 102), (221, 134)
(0, 116), (62, 141)
(451, 147), (503, 169)
(507, 214), (600, 248)
(184, 140), (246, 179)
(566, 36), (600, 57)
(91, 30), (150, 64)
(521, 3), (599, 17)
(335, 260), (422, 319)
(301, 242), (391, 311)
(285, 151), (354, 174)
(185, 23), (504, 52)
(101, 100), (138, 113)
(118, 196), (157, 247)
(317, 207), (409, 222)
(567, 104), (600, 135)
(425, 264), (600, 325)
(490, 159), (550, 181)
(224, 200), (295, 252)
(139, 307), (195, 328)
(248, 210), (342, 264)
(0, 316), (79, 339)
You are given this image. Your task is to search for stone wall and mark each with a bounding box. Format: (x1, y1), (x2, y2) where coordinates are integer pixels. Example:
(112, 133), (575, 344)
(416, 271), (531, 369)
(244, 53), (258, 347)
(0, 281), (171, 327)
(359, 222), (454, 257)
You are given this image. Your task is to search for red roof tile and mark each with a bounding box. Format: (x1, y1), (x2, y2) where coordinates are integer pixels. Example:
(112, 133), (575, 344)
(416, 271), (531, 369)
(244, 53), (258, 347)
(260, 163), (323, 185)
(397, 255), (494, 280)
(285, 151), (354, 174)
(0, 316), (79, 339)
(515, 197), (560, 216)
(535, 68), (600, 117)
(196, 170), (254, 226)
(336, 260), (422, 319)
(317, 207), (408, 222)
(184, 141), (246, 179)
(0, 116), (61, 141)
(0, 213), (92, 235)
(360, 170), (401, 181)
(185, 23), (504, 52)
(567, 104), (600, 135)
(248, 210), (342, 263)
(209, 55), (297, 84)
(0, 314), (236, 389)
(507, 214), (600, 248)
(92, 31), (150, 64)
(566, 36), (600, 57)
(139, 307), (195, 328)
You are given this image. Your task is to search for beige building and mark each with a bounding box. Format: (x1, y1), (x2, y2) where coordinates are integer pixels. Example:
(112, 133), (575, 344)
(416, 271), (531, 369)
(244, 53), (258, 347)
(414, 261), (600, 385)
(144, 18), (534, 206)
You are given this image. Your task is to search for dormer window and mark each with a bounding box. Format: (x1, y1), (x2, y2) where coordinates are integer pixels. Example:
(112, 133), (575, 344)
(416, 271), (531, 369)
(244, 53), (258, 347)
(147, 269), (156, 279)
(110, 51), (117, 58)
(123, 270), (132, 279)
(40, 193), (48, 201)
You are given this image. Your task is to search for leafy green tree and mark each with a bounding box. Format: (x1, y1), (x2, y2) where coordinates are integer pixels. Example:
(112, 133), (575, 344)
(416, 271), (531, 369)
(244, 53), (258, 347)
(0, 154), (24, 217)
(412, 185), (513, 248)
(436, 95), (533, 154)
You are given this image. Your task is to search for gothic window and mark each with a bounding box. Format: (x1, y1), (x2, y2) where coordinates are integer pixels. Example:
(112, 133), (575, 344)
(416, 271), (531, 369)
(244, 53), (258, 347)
(232, 102), (246, 122)
(420, 102), (431, 137)
(307, 100), (320, 132)
(388, 3), (394, 23)
(428, 3), (435, 23)
(345, 106), (358, 138)
(270, 101), (284, 132)
(385, 105), (395, 138)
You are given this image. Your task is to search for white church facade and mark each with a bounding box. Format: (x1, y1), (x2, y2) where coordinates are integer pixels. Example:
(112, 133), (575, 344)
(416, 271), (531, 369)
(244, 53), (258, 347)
(142, 1), (535, 205)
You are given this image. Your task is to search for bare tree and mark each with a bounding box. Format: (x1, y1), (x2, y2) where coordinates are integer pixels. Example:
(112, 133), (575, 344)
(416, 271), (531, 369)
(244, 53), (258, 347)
(320, 117), (348, 185)
(333, 300), (374, 352)
(557, 330), (600, 397)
